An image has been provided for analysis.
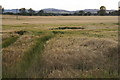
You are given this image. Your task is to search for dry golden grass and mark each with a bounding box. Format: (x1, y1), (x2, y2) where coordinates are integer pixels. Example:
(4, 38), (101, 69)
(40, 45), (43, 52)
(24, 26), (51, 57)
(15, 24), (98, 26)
(2, 15), (118, 25)
(41, 36), (118, 78)
(2, 15), (118, 32)
(2, 15), (119, 78)
(2, 34), (37, 76)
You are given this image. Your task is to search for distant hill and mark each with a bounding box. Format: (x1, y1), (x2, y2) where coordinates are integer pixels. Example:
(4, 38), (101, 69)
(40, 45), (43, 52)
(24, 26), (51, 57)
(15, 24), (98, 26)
(79, 9), (99, 13)
(76, 9), (116, 14)
(4, 8), (116, 14)
(41, 8), (74, 14)
(41, 8), (116, 14)
(4, 9), (19, 13)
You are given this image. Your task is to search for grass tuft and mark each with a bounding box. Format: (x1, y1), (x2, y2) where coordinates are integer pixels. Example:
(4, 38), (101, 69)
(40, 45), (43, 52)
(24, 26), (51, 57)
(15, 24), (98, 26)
(2, 36), (19, 48)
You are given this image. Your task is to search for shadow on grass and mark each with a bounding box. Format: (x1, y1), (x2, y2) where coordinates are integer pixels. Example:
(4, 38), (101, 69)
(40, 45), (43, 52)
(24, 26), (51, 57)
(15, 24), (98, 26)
(51, 27), (85, 30)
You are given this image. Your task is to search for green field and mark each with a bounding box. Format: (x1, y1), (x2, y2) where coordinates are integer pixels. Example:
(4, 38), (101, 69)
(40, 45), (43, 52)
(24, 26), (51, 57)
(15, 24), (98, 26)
(2, 15), (119, 78)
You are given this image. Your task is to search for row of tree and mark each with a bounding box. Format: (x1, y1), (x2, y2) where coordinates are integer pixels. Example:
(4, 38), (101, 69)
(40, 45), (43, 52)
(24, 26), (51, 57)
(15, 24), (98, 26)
(1, 6), (120, 16)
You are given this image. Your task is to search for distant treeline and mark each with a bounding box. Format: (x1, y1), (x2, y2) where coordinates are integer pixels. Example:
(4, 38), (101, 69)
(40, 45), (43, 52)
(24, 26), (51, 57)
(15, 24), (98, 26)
(1, 6), (120, 16)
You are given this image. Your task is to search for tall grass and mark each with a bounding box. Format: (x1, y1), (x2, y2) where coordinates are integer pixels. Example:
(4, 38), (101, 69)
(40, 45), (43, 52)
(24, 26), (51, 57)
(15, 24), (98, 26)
(2, 36), (19, 48)
(9, 33), (54, 78)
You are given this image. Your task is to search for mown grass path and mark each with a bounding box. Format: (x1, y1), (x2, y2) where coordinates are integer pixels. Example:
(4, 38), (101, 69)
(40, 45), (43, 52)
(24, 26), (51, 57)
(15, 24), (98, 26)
(11, 33), (54, 78)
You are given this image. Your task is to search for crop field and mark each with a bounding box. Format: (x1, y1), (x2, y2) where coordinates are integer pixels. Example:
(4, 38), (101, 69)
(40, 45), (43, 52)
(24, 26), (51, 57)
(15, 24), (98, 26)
(1, 15), (119, 78)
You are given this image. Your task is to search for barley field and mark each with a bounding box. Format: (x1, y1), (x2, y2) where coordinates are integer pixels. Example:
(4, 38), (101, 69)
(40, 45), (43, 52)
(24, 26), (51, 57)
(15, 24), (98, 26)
(2, 15), (119, 78)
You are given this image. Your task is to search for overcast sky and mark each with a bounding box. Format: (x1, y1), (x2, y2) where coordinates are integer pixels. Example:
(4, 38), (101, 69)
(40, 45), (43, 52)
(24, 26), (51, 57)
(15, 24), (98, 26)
(1, 0), (120, 11)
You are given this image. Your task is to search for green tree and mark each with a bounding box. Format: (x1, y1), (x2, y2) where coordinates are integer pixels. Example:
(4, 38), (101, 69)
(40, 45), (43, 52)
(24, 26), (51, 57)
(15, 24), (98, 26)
(100, 6), (106, 10)
(28, 8), (35, 16)
(2, 8), (4, 14)
(86, 12), (91, 16)
(19, 8), (27, 15)
(37, 10), (44, 16)
(0, 6), (4, 14)
(78, 11), (85, 16)
(0, 6), (2, 14)
(119, 7), (120, 16)
(98, 6), (106, 16)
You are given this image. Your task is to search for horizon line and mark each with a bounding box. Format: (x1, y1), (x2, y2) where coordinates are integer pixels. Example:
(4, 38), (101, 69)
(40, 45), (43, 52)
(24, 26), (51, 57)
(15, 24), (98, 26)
(3, 8), (118, 11)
